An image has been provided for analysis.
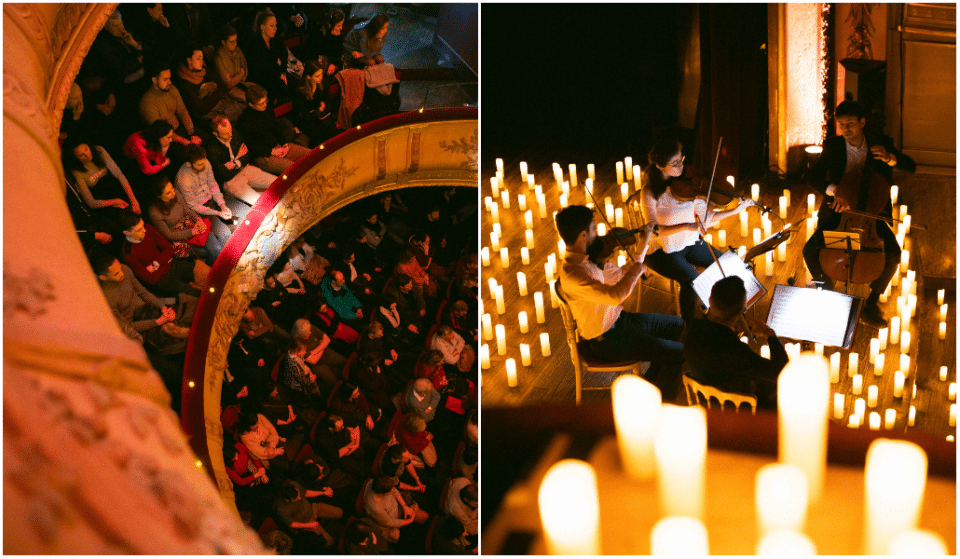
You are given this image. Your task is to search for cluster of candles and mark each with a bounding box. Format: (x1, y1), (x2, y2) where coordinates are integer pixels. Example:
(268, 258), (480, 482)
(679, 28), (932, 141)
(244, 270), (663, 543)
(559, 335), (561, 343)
(536, 355), (947, 554)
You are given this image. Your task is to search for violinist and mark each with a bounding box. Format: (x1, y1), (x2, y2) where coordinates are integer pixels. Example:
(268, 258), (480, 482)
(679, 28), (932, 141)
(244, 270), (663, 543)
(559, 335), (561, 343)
(555, 205), (686, 401)
(801, 100), (915, 328)
(640, 139), (755, 321)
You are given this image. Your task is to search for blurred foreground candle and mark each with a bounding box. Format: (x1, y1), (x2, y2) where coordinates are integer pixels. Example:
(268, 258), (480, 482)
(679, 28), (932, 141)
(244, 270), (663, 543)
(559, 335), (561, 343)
(940, 366), (948, 381)
(848, 352), (858, 378)
(940, 322), (947, 340)
(890, 317), (900, 344)
(869, 412), (881, 430)
(520, 343), (531, 366)
(900, 331), (911, 354)
(718, 230), (727, 248)
(704, 233), (712, 246)
(848, 414), (862, 428)
(495, 285), (505, 314)
(650, 517), (709, 555)
(740, 211), (749, 236)
(534, 292), (545, 323)
(496, 324), (506, 356)
(597, 222), (606, 236)
(521, 247), (530, 265)
(525, 210), (533, 229)
(479, 344), (489, 369)
(549, 280), (559, 308)
(517, 272), (528, 296)
(807, 193), (815, 215)
(885, 408), (896, 430)
(481, 247), (490, 267)
(852, 374), (863, 395)
(538, 459), (600, 555)
(888, 529), (947, 555)
(908, 405), (916, 426)
(506, 359), (517, 387)
(779, 196), (788, 219)
(778, 354), (830, 504)
(874, 354), (884, 377)
(752, 183), (760, 201)
(893, 371), (905, 398)
(755, 463), (808, 536)
(500, 248), (509, 269)
(540, 332), (551, 356)
(654, 405), (707, 519)
(525, 229), (535, 250)
(518, 311), (529, 334)
(612, 375), (662, 479)
(863, 439), (928, 554)
(568, 163), (578, 187)
(829, 354), (840, 382)
(756, 530), (816, 555)
(834, 393), (846, 419)
(482, 314), (493, 340)
(519, 161), (528, 182)
(518, 193), (527, 211)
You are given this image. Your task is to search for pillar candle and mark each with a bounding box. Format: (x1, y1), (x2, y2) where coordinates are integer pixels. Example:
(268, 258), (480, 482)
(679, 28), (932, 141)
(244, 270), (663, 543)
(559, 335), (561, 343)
(908, 293), (917, 314)
(889, 530), (948, 555)
(497, 171), (504, 191)
(540, 332), (551, 356)
(903, 214), (911, 235)
(755, 463), (809, 536)
(493, 222), (501, 237)
(479, 344), (490, 369)
(495, 285), (506, 314)
(848, 413), (862, 428)
(878, 328), (888, 350)
(811, 343), (821, 357)
(605, 202), (614, 223)
(778, 355), (830, 504)
(544, 262), (554, 283)
(490, 201), (499, 223)
(900, 331), (911, 354)
(521, 247), (530, 265)
(738, 245), (747, 259)
(500, 247), (509, 269)
(908, 406), (916, 427)
(727, 175), (736, 187)
(765, 252), (774, 277)
(481, 247), (490, 267)
(940, 322), (947, 340)
(874, 354), (884, 377)
(534, 292), (545, 323)
(806, 217), (814, 242)
(518, 311), (529, 334)
(650, 517), (709, 555)
(940, 303), (948, 322)
(752, 183), (760, 201)
(807, 193), (816, 215)
(890, 317), (900, 344)
(893, 371), (905, 398)
(900, 354), (910, 376)
(516, 193), (527, 211)
(633, 165), (642, 191)
(863, 439), (928, 554)
(740, 211), (749, 237)
(868, 385), (878, 407)
(625, 157), (633, 180)
(501, 189), (510, 209)
(597, 222), (606, 236)
(495, 157), (504, 173)
(495, 324), (506, 356)
(892, 267), (901, 286)
(621, 182), (629, 203)
(537, 193), (547, 219)
(568, 163), (578, 187)
(718, 230), (727, 248)
(900, 249), (909, 273)
(783, 188), (792, 209)
(884, 408), (896, 430)
(585, 178), (593, 197)
(834, 393), (845, 419)
(761, 345), (771, 359)
(890, 184), (898, 204)
(852, 374), (863, 395)
(938, 289), (945, 306)
(488, 176), (498, 198)
(562, 180), (569, 196)
(753, 228), (761, 246)
(867, 339), (878, 364)
(488, 278), (498, 300)
(869, 412), (881, 430)
(855, 397), (866, 418)
(525, 229), (535, 250)
(559, 193), (568, 208)
(489, 232), (499, 251)
(778, 240), (787, 262)
(615, 208), (624, 228)
(762, 214), (772, 238)
(519, 161), (527, 183)
(549, 280), (559, 308)
(517, 272), (528, 296)
(612, 375), (662, 480)
(880, 284), (890, 303)
(848, 352), (859, 379)
(524, 210), (533, 229)
(558, 240), (566, 260)
(949, 382), (956, 401)
(552, 163), (562, 189)
(482, 313), (493, 340)
(779, 196), (788, 219)
(616, 161), (624, 184)
(940, 366), (948, 381)
(538, 460), (600, 555)
(520, 343), (531, 366)
(654, 405), (708, 520)
(951, 404), (957, 427)
(505, 358), (518, 387)
(829, 354), (840, 383)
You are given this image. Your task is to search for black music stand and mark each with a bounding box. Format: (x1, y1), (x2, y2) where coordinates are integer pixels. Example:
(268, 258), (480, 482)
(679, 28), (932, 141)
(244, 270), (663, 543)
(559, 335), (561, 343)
(764, 284), (863, 348)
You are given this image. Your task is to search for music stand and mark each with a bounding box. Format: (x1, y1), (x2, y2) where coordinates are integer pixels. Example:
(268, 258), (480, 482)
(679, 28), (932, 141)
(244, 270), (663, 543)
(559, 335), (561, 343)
(764, 284), (863, 348)
(693, 249), (767, 311)
(822, 231), (861, 251)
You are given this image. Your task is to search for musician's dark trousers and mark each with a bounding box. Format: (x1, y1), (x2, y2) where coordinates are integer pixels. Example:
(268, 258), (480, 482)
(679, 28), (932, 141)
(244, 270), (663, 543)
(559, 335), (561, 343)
(802, 218), (901, 304)
(645, 238), (718, 322)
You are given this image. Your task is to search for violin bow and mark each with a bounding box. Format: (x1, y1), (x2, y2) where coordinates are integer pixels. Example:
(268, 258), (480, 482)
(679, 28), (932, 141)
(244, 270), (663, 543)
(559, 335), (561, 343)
(699, 137), (724, 230)
(695, 212), (758, 343)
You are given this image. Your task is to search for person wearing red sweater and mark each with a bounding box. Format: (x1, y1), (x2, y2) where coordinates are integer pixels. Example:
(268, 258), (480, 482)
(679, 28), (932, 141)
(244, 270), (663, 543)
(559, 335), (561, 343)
(119, 210), (201, 297)
(122, 119), (174, 176)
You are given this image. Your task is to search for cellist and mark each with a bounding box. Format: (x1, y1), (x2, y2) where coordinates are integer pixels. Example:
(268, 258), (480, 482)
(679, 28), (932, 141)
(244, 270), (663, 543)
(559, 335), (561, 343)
(802, 100), (916, 328)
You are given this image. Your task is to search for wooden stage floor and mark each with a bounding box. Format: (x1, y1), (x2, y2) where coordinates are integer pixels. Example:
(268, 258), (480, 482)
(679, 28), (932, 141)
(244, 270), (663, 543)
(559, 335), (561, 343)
(479, 151), (956, 440)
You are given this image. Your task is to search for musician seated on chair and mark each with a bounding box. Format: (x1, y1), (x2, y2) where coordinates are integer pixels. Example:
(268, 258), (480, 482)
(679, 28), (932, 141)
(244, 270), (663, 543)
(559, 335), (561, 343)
(555, 205), (686, 400)
(802, 99), (916, 328)
(683, 276), (788, 409)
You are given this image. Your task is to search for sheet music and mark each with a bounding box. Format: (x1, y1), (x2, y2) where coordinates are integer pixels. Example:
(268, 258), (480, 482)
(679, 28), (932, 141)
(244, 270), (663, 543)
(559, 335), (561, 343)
(766, 285), (854, 346)
(693, 250), (766, 309)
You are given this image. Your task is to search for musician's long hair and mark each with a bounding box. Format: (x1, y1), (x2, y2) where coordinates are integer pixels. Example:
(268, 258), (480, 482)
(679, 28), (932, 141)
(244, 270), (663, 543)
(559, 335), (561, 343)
(643, 138), (682, 200)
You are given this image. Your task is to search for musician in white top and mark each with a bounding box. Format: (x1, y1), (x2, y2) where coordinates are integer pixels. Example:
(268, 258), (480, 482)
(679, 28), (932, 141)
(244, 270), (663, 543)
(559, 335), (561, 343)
(640, 138), (754, 321)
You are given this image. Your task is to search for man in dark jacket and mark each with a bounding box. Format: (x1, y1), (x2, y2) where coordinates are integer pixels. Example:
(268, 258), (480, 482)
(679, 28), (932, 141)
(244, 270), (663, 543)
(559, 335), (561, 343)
(236, 83), (310, 174)
(207, 115), (277, 205)
(802, 100), (916, 327)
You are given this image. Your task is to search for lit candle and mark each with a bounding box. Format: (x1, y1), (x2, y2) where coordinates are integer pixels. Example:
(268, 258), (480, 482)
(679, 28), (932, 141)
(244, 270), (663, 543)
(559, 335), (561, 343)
(490, 201), (502, 226)
(899, 248), (909, 272)
(893, 371), (905, 398)
(482, 313), (493, 340)
(488, 278), (498, 300)
(534, 292), (545, 323)
(874, 354), (884, 377)
(951, 404), (957, 427)
(949, 383), (956, 401)
(848, 413), (862, 428)
(495, 285), (505, 314)
(538, 459), (600, 555)
(490, 231), (500, 251)
(612, 207), (622, 228)
(496, 324), (506, 356)
(890, 184), (898, 204)
(940, 322), (947, 340)
(518, 193), (527, 211)
(880, 284), (889, 303)
(868, 385), (878, 407)
(892, 267), (901, 286)
(833, 393), (845, 419)
(900, 331), (910, 354)
(540, 332), (551, 356)
(518, 311), (529, 334)
(525, 229), (535, 250)
(496, 171), (504, 191)
(544, 262), (554, 283)
(651, 517), (709, 555)
(537, 193), (547, 219)
(829, 354), (840, 383)
(501, 189), (510, 209)
(805, 217), (814, 242)
(900, 354), (910, 376)
(597, 222), (607, 236)
(559, 193), (568, 208)
(519, 161), (528, 183)
(755, 463), (808, 536)
(704, 233), (712, 246)
(852, 374), (863, 395)
(761, 345), (771, 359)
(562, 180), (569, 196)
(517, 272), (528, 296)
(938, 289), (945, 306)
(939, 303), (948, 322)
(753, 228), (761, 246)
(495, 158), (504, 173)
(740, 211), (749, 237)
(848, 352), (859, 378)
(616, 161), (624, 184)
(779, 196), (788, 219)
(752, 183), (760, 202)
(620, 182), (629, 203)
(890, 317), (900, 344)
(612, 375), (662, 479)
(492, 221), (501, 236)
(888, 529), (948, 555)
(505, 358), (518, 388)
(625, 157), (633, 180)
(869, 412), (881, 431)
(500, 247), (509, 269)
(755, 530), (816, 555)
(903, 214), (911, 235)
(489, 178), (498, 200)
(762, 214), (772, 238)
(520, 343), (531, 366)
(737, 245), (747, 259)
(524, 210), (533, 229)
(549, 280), (559, 308)
(778, 240), (786, 262)
(878, 327), (888, 350)
(807, 193), (815, 215)
(908, 293), (917, 315)
(940, 366), (948, 381)
(654, 405), (708, 519)
(718, 230), (726, 248)
(908, 406), (916, 427)
(885, 408), (896, 430)
(765, 252), (773, 277)
(521, 247), (530, 265)
(479, 344), (490, 369)
(568, 163), (578, 187)
(727, 175), (735, 187)
(552, 163), (562, 189)
(863, 439), (928, 554)
(481, 247), (490, 267)
(558, 240), (566, 260)
(605, 203), (614, 224)
(855, 397), (866, 418)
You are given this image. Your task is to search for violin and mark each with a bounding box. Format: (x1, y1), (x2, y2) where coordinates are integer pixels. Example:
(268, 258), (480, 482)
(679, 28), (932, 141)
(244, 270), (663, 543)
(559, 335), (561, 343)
(587, 227), (649, 265)
(669, 166), (767, 213)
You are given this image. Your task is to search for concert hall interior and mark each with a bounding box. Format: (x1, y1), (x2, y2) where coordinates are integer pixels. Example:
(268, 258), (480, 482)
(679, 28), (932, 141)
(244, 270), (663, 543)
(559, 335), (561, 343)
(481, 3), (955, 555)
